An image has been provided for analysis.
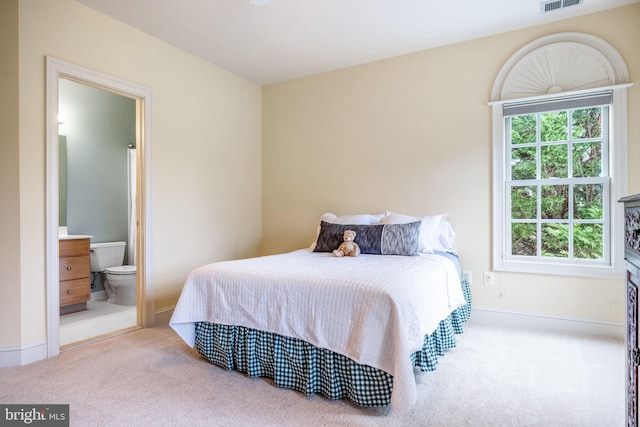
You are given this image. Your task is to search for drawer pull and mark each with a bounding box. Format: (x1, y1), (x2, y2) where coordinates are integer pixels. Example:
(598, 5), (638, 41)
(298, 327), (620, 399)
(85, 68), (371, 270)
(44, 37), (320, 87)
(66, 266), (72, 271)
(67, 290), (72, 294)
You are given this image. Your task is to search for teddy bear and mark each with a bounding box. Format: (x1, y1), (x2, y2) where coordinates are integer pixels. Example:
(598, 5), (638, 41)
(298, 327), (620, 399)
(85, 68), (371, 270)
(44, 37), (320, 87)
(333, 230), (361, 257)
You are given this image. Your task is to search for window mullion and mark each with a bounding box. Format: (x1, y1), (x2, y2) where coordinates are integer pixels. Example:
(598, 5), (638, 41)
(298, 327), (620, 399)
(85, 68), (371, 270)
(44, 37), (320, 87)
(536, 184), (542, 258)
(568, 183), (574, 260)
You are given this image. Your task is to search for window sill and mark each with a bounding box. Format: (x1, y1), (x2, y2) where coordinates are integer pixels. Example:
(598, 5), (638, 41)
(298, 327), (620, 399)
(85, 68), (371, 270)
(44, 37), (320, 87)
(495, 259), (624, 279)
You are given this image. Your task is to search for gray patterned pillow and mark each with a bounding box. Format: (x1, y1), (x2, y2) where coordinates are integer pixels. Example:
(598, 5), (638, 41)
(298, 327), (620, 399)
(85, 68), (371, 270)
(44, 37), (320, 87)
(314, 221), (421, 256)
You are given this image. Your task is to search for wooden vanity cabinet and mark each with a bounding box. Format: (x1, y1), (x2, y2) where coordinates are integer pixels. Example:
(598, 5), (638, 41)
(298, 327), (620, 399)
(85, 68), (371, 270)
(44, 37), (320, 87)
(59, 238), (91, 315)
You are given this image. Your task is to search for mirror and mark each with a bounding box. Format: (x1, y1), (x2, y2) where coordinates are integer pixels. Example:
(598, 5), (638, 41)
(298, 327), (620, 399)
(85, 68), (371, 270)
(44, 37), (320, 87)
(59, 135), (68, 227)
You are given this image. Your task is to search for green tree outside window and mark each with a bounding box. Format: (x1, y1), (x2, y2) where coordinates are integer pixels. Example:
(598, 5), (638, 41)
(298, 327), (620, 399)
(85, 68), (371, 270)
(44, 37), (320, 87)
(509, 107), (604, 260)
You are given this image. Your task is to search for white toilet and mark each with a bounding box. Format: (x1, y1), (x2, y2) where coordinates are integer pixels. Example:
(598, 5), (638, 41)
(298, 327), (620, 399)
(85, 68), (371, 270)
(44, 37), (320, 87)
(89, 241), (137, 306)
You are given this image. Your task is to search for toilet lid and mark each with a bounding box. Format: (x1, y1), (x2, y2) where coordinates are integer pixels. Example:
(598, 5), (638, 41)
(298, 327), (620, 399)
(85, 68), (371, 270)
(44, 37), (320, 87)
(105, 265), (136, 275)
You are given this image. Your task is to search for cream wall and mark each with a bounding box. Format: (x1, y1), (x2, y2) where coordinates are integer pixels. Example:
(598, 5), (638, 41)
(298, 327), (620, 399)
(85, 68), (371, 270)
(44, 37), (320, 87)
(262, 4), (640, 325)
(3, 0), (636, 360)
(0, 1), (21, 345)
(0, 0), (262, 349)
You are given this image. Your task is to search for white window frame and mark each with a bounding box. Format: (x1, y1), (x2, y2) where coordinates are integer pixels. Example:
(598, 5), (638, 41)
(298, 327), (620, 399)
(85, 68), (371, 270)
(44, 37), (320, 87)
(491, 86), (629, 278)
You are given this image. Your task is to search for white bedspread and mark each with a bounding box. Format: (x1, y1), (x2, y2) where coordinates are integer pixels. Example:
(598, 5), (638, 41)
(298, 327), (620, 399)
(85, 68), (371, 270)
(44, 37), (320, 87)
(170, 249), (466, 416)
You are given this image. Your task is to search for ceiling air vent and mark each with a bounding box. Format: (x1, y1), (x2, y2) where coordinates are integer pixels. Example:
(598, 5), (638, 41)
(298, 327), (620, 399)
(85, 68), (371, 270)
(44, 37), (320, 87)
(540, 0), (583, 13)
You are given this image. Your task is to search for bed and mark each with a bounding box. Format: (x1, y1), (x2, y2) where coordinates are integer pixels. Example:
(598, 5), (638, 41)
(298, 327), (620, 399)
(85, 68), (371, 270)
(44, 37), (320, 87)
(170, 212), (471, 415)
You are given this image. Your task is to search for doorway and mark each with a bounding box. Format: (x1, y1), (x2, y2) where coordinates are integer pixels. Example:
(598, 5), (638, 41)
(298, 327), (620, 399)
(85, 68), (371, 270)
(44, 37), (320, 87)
(58, 78), (137, 346)
(45, 57), (154, 357)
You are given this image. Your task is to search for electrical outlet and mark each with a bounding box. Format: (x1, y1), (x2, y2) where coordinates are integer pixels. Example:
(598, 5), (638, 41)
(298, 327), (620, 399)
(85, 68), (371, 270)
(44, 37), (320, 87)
(483, 272), (495, 286)
(462, 271), (472, 284)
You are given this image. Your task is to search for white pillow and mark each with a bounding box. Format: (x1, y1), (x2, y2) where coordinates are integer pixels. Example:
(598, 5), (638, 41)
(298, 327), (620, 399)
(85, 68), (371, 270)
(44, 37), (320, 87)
(319, 212), (385, 225)
(436, 219), (457, 252)
(381, 211), (452, 253)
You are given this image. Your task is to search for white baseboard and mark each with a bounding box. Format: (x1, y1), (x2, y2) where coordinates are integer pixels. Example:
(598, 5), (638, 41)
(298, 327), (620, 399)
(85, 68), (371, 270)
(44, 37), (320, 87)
(470, 307), (625, 340)
(0, 340), (48, 368)
(155, 306), (174, 325)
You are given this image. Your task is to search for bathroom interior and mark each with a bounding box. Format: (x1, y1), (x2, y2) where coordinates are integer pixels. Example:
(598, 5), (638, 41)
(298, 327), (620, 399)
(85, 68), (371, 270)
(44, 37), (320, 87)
(58, 78), (138, 347)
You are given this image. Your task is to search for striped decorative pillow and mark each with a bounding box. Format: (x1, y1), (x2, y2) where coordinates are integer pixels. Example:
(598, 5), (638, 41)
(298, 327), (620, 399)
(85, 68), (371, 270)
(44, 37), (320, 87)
(313, 221), (421, 256)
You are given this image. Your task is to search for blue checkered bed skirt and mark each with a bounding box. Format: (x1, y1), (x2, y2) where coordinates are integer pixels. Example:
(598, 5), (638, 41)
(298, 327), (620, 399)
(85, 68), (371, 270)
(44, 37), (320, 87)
(194, 279), (471, 407)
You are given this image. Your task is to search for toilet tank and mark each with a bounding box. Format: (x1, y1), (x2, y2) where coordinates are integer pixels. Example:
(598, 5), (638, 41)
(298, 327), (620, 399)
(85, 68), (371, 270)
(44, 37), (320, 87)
(89, 241), (126, 272)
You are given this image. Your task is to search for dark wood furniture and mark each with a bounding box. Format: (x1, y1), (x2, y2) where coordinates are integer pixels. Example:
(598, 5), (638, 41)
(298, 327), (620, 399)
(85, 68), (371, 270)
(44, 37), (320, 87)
(621, 194), (640, 427)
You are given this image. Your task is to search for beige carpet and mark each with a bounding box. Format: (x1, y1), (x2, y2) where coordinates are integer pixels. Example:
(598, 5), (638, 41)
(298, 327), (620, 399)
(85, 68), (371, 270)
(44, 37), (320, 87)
(0, 318), (624, 426)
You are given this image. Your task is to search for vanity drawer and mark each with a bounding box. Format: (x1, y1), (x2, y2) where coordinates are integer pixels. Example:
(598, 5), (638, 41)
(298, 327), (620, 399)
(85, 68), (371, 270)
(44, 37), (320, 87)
(59, 278), (90, 306)
(59, 238), (90, 257)
(59, 255), (90, 281)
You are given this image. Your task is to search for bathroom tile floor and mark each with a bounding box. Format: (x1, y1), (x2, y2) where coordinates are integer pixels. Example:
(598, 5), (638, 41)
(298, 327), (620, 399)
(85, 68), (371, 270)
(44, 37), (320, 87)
(60, 300), (137, 347)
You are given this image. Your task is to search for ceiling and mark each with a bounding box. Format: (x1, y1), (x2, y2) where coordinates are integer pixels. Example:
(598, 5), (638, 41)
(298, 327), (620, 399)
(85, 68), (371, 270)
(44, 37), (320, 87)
(74, 0), (638, 85)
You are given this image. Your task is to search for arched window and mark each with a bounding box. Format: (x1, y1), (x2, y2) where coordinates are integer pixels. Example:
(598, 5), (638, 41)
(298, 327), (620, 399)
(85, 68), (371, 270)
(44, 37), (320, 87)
(490, 33), (631, 277)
